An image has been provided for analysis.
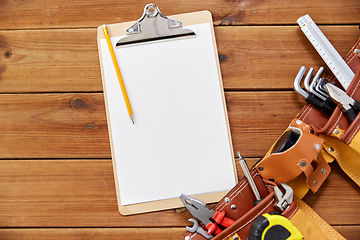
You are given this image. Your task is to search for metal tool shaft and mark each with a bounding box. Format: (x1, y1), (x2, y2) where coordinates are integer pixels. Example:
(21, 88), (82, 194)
(237, 151), (261, 201)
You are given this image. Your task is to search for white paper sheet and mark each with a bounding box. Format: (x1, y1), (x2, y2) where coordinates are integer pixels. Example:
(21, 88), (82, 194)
(100, 22), (236, 206)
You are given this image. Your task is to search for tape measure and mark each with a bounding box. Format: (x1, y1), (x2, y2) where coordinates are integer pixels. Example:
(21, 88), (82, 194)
(297, 14), (355, 90)
(247, 212), (303, 240)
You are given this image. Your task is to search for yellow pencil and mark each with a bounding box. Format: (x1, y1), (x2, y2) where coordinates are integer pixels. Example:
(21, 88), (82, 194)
(102, 24), (134, 124)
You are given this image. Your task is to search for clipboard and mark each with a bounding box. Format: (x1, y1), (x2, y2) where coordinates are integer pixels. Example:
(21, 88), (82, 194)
(97, 4), (238, 215)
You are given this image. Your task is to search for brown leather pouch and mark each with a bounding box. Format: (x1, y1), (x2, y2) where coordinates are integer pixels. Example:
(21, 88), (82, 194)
(181, 170), (345, 240)
(255, 121), (330, 197)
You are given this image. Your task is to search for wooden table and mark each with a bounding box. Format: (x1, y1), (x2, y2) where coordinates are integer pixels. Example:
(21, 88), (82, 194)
(1, 1), (359, 239)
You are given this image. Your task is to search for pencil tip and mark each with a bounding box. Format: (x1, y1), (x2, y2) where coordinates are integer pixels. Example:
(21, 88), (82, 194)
(130, 115), (134, 124)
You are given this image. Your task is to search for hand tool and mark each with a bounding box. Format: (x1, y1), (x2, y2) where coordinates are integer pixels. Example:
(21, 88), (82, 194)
(315, 78), (331, 97)
(325, 83), (360, 124)
(303, 67), (314, 93)
(303, 67), (331, 99)
(247, 212), (303, 240)
(308, 67), (328, 100)
(273, 183), (293, 212)
(294, 66), (336, 115)
(186, 218), (213, 239)
(303, 66), (335, 101)
(297, 14), (354, 89)
(238, 151), (264, 205)
(303, 67), (325, 100)
(180, 194), (235, 235)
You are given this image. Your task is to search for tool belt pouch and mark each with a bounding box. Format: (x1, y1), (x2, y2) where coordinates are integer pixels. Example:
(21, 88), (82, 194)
(293, 38), (360, 189)
(181, 171), (345, 240)
(254, 121), (330, 198)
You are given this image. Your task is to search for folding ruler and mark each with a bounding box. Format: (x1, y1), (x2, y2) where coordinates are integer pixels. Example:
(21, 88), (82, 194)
(297, 14), (355, 90)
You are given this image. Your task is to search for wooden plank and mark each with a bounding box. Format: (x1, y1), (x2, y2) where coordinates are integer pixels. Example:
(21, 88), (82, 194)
(0, 29), (101, 93)
(0, 159), (359, 229)
(333, 226), (360, 240)
(217, 26), (360, 90)
(0, 92), (302, 159)
(0, 226), (359, 240)
(1, 26), (358, 93)
(0, 159), (190, 227)
(0, 93), (110, 159)
(0, 0), (359, 29)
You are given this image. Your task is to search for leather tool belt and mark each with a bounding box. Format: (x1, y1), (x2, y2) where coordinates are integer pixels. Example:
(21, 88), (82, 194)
(295, 38), (360, 188)
(181, 170), (345, 240)
(254, 38), (360, 198)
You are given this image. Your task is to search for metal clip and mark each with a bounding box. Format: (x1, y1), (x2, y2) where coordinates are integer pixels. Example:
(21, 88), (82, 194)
(116, 3), (195, 47)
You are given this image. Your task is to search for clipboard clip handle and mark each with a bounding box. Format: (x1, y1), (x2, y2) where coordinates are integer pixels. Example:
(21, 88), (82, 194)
(116, 3), (195, 47)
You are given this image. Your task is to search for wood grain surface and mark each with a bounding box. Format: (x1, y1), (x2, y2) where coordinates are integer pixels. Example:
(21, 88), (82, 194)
(0, 0), (359, 239)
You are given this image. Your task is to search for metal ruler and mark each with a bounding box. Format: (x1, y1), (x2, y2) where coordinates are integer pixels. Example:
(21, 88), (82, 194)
(297, 14), (355, 90)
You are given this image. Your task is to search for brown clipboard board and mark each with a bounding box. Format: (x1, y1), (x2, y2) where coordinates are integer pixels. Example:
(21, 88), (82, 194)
(97, 8), (237, 216)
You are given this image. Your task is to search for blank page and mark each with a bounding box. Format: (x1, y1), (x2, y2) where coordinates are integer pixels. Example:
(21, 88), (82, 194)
(100, 22), (236, 206)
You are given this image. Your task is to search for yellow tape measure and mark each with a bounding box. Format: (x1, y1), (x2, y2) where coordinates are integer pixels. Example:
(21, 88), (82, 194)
(247, 212), (303, 240)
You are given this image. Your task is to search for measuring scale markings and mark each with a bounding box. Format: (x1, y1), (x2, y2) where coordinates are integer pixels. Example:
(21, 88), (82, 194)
(297, 14), (355, 90)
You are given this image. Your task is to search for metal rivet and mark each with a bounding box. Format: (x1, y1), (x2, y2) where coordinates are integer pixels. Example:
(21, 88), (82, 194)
(313, 181), (317, 186)
(296, 120), (302, 125)
(354, 49), (360, 54)
(333, 129), (339, 135)
(321, 168), (326, 174)
(301, 161), (307, 167)
(258, 166), (264, 171)
(231, 204), (237, 210)
(233, 236), (239, 240)
(329, 147), (334, 153)
(224, 197), (230, 203)
(185, 236), (191, 240)
(314, 143), (320, 150)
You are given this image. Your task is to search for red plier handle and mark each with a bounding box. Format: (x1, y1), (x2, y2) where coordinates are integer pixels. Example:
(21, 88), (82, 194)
(205, 211), (235, 235)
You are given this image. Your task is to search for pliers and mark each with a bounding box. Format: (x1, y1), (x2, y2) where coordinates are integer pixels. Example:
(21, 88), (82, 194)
(180, 194), (235, 236)
(325, 84), (360, 124)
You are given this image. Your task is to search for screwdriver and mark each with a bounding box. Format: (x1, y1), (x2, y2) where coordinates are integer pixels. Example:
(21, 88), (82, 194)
(238, 151), (263, 206)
